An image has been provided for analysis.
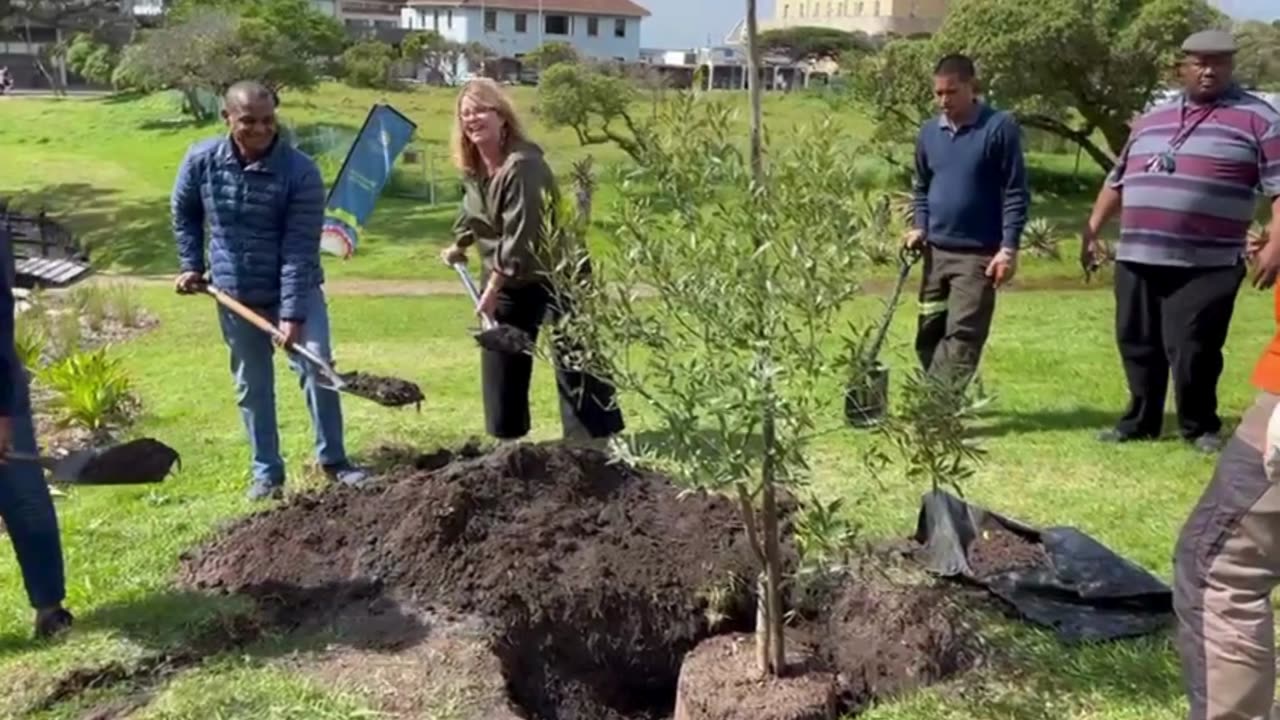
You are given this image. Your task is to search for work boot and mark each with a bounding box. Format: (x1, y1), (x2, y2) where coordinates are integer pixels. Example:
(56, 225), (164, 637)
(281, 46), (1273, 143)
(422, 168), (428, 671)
(1190, 434), (1225, 454)
(246, 478), (284, 502)
(34, 606), (73, 640)
(324, 463), (370, 489)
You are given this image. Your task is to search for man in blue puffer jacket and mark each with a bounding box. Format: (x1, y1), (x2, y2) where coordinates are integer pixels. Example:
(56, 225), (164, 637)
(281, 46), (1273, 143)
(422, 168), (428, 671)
(172, 80), (367, 501)
(0, 226), (74, 639)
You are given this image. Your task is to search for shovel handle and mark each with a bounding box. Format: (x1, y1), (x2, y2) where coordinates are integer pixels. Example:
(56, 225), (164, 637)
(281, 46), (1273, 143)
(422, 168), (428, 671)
(451, 262), (497, 331)
(204, 287), (343, 383)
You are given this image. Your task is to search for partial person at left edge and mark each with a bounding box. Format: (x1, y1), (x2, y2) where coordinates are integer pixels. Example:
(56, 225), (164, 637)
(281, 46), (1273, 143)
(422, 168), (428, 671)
(0, 222), (74, 640)
(170, 80), (368, 502)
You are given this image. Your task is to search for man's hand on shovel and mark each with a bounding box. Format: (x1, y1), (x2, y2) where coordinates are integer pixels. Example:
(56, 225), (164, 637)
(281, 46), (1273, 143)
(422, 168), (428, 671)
(277, 320), (303, 349)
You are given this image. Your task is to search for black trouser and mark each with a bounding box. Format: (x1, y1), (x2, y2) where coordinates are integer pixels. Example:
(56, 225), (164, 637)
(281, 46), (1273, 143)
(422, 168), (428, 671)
(1112, 261), (1245, 440)
(482, 280), (626, 440)
(915, 245), (998, 383)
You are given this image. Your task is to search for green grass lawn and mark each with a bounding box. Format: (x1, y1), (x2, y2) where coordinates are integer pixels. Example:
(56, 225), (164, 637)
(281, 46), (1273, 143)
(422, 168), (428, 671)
(0, 84), (1104, 286)
(1, 279), (1275, 719)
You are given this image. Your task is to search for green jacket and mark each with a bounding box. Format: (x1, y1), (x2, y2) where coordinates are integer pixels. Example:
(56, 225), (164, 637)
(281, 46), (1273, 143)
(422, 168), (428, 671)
(453, 140), (559, 288)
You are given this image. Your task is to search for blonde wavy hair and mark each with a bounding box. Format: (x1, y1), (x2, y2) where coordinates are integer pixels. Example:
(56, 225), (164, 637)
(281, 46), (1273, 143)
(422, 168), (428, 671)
(450, 78), (530, 177)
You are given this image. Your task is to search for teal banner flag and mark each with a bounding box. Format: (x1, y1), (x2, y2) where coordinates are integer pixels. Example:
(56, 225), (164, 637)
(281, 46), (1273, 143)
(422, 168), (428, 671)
(321, 103), (418, 258)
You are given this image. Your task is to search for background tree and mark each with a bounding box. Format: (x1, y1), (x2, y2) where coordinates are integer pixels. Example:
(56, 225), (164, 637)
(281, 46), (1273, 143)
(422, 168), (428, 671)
(759, 25), (874, 63)
(166, 0), (344, 59)
(340, 39), (399, 89)
(847, 0), (1226, 171)
(525, 40), (579, 70)
(536, 62), (647, 161)
(65, 31), (119, 86)
(1235, 20), (1280, 90)
(114, 8), (317, 120)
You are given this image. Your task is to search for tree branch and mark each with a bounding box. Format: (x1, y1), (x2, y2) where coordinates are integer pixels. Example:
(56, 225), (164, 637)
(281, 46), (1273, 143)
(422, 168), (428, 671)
(1016, 112), (1116, 172)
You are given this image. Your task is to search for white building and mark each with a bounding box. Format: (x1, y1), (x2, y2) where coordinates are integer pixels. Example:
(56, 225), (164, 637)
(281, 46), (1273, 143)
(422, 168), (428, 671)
(400, 0), (650, 79)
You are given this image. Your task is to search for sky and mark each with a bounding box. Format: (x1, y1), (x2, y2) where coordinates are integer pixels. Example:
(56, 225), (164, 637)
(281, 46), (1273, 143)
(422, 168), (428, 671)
(638, 0), (1278, 50)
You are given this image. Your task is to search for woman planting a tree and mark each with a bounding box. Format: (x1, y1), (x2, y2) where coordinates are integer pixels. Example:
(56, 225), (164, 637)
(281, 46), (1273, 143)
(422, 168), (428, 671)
(438, 78), (624, 446)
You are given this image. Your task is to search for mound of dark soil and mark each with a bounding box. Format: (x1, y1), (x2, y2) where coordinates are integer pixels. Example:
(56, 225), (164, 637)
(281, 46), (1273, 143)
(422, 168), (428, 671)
(810, 579), (978, 711)
(179, 442), (767, 720)
(967, 518), (1048, 579)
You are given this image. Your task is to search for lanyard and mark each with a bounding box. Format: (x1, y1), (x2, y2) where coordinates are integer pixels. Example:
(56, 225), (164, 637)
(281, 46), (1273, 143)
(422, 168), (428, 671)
(1168, 94), (1218, 153)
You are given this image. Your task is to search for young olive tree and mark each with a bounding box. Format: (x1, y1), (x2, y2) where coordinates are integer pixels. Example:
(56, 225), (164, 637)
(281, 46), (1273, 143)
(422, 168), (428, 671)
(543, 90), (884, 675)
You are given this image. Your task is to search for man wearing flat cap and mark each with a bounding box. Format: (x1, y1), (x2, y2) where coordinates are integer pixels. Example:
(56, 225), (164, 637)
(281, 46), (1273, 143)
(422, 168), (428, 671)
(1082, 29), (1280, 455)
(1099, 29), (1280, 720)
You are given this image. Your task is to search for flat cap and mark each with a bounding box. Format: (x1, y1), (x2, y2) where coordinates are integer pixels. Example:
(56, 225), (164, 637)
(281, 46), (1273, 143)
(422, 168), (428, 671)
(1181, 29), (1238, 55)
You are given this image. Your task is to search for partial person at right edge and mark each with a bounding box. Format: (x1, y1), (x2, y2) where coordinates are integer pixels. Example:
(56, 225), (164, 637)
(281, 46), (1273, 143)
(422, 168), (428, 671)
(439, 78), (625, 448)
(906, 53), (1030, 388)
(1082, 30), (1280, 454)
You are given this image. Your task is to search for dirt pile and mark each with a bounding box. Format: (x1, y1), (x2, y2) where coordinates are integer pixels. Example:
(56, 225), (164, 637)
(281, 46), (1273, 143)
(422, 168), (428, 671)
(966, 518), (1048, 578)
(178, 442), (765, 720)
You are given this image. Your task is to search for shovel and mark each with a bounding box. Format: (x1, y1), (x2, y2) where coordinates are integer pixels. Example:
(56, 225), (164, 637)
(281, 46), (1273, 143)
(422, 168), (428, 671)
(845, 245), (922, 427)
(450, 262), (534, 355)
(204, 286), (425, 409)
(4, 438), (181, 485)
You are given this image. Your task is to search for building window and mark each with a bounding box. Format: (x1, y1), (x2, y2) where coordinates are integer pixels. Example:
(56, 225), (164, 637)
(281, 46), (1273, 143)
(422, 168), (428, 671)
(484, 9), (496, 31)
(872, 1), (880, 15)
(514, 12), (527, 32)
(782, 3), (789, 18)
(587, 16), (598, 36)
(614, 18), (625, 37)
(432, 8), (438, 29)
(545, 14), (568, 35)
(447, 9), (452, 28)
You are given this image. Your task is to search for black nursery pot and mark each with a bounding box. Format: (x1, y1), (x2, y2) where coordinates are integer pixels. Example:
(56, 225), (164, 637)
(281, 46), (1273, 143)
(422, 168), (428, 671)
(845, 361), (890, 428)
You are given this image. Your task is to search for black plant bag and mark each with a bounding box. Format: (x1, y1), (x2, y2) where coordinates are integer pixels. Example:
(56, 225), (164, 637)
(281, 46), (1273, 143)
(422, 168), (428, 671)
(912, 489), (1174, 643)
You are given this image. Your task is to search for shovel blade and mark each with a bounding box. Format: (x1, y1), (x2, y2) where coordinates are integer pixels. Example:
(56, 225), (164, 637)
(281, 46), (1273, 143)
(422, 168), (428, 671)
(54, 439), (182, 485)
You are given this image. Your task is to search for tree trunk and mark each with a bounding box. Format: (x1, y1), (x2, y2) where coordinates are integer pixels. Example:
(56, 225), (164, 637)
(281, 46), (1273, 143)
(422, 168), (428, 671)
(1015, 113), (1116, 173)
(744, 0), (785, 677)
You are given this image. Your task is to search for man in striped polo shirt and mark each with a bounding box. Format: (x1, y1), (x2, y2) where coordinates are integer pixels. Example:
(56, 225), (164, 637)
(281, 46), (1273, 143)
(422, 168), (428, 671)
(1082, 29), (1280, 454)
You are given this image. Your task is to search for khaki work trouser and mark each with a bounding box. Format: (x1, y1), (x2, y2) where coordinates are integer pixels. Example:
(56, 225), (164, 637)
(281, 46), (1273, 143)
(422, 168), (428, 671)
(1175, 391), (1280, 720)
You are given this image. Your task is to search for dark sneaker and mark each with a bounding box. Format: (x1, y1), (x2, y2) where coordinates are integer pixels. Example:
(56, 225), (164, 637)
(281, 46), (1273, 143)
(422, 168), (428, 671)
(324, 463), (369, 489)
(1190, 434), (1225, 454)
(1097, 429), (1156, 444)
(34, 607), (73, 640)
(246, 478), (284, 502)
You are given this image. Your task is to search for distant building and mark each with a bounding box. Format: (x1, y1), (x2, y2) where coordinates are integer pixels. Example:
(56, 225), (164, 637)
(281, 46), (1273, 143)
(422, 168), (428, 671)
(726, 0), (949, 44)
(400, 0), (650, 82)
(639, 45), (823, 92)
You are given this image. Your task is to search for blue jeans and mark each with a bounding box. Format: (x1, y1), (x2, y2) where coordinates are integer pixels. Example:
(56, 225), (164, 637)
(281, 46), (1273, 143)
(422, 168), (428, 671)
(0, 361), (66, 610)
(216, 286), (348, 485)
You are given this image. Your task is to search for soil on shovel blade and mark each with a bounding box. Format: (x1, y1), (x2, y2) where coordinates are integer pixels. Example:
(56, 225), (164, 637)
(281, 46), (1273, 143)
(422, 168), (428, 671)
(338, 372), (425, 408)
(966, 518), (1049, 579)
(178, 442), (767, 720)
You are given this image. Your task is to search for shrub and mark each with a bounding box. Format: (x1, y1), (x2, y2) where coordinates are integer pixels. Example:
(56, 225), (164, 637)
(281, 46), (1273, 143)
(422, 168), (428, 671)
(106, 282), (143, 328)
(71, 285), (110, 332)
(1023, 217), (1061, 260)
(14, 316), (47, 370)
(46, 311), (83, 362)
(37, 347), (135, 432)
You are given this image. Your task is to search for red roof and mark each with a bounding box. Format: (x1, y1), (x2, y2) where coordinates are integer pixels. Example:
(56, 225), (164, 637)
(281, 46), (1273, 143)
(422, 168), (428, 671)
(404, 0), (651, 18)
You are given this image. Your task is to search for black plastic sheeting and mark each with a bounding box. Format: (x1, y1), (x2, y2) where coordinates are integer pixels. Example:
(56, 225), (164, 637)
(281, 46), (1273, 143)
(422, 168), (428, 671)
(912, 490), (1174, 643)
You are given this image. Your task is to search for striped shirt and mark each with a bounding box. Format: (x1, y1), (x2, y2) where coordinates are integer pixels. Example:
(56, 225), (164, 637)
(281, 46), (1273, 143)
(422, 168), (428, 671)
(1107, 87), (1280, 267)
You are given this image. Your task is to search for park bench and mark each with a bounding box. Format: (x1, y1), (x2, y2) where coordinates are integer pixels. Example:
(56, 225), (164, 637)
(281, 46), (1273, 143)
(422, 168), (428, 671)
(1, 197), (93, 290)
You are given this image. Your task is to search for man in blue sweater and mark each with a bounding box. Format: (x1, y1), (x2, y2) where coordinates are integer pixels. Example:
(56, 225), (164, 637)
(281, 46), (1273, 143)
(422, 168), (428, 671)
(0, 227), (74, 639)
(907, 54), (1030, 383)
(172, 81), (367, 501)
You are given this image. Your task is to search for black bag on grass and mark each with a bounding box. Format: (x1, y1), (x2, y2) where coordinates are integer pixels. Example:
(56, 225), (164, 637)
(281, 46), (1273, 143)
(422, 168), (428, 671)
(912, 489), (1173, 643)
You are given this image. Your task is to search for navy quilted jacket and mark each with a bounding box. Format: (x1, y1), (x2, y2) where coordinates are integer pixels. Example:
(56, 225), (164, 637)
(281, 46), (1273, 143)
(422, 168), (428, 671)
(172, 135), (325, 321)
